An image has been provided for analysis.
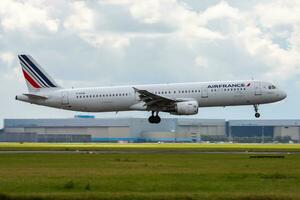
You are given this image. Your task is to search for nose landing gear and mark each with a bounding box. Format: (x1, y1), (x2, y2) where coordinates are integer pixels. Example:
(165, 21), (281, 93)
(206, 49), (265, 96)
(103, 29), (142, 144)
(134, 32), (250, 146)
(148, 111), (161, 124)
(254, 104), (261, 118)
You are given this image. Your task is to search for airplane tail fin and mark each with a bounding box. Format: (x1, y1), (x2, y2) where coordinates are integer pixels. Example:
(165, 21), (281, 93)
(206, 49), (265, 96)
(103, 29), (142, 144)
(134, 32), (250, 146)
(18, 54), (60, 93)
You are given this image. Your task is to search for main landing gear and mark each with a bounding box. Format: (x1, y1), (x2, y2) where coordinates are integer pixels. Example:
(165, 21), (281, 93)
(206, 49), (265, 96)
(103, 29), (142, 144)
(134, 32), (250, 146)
(148, 111), (161, 124)
(254, 104), (261, 118)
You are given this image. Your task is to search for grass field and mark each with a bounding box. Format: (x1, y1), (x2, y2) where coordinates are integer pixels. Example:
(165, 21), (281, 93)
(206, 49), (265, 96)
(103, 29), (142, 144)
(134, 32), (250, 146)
(0, 143), (300, 200)
(0, 142), (300, 152)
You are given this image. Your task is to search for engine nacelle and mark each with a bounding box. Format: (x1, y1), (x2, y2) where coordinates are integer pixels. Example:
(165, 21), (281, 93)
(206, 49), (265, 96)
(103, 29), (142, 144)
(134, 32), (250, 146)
(173, 101), (199, 115)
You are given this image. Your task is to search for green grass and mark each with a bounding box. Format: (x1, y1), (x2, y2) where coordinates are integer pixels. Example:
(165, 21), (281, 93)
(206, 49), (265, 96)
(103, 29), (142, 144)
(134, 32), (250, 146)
(0, 153), (300, 199)
(0, 142), (300, 152)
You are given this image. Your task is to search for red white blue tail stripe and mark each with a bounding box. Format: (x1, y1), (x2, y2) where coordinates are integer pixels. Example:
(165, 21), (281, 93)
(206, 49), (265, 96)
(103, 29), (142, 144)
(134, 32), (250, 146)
(18, 55), (57, 89)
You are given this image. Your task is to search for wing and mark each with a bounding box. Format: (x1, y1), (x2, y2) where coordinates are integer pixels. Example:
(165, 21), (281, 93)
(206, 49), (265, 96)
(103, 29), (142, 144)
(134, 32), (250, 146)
(133, 87), (177, 112)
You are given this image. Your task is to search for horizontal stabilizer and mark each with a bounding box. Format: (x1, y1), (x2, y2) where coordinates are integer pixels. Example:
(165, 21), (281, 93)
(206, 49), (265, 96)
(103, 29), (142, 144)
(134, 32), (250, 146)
(23, 93), (48, 100)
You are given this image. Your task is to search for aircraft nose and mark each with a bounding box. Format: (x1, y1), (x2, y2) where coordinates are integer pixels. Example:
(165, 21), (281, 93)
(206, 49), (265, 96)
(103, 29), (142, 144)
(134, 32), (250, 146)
(279, 90), (287, 100)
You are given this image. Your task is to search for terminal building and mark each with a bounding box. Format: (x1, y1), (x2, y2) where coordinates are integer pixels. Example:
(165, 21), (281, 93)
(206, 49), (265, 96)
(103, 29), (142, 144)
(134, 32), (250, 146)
(228, 120), (300, 142)
(0, 117), (299, 143)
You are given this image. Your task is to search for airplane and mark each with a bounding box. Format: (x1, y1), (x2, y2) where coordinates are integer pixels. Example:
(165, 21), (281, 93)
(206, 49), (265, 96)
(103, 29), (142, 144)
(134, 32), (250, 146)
(15, 55), (287, 124)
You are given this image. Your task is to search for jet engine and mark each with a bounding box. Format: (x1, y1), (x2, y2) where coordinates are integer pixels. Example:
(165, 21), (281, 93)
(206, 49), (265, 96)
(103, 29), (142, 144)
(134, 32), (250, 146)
(173, 100), (199, 115)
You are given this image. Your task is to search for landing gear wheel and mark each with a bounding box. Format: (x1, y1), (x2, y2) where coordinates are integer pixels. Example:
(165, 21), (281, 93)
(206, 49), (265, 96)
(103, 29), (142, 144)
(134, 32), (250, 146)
(148, 111), (161, 124)
(148, 116), (156, 123)
(154, 115), (161, 123)
(253, 105), (261, 118)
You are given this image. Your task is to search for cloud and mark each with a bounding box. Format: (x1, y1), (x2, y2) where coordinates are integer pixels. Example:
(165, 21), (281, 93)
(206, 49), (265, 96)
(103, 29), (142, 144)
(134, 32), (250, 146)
(89, 0), (300, 81)
(199, 1), (240, 25)
(64, 1), (95, 31)
(254, 0), (300, 28)
(228, 0), (300, 80)
(195, 55), (208, 68)
(79, 31), (171, 52)
(128, 0), (225, 41)
(98, 0), (132, 5)
(236, 25), (300, 80)
(0, 0), (59, 33)
(0, 51), (14, 65)
(79, 32), (131, 51)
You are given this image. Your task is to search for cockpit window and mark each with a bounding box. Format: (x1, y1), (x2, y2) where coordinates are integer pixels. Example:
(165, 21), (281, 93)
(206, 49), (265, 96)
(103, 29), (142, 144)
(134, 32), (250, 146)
(268, 85), (276, 89)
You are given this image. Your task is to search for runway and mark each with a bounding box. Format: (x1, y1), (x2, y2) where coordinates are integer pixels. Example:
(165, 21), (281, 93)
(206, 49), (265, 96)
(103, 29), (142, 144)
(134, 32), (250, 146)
(0, 150), (299, 154)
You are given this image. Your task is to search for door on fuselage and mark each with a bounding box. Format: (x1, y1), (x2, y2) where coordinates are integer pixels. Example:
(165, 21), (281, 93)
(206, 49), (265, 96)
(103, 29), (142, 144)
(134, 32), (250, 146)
(201, 87), (208, 98)
(254, 82), (262, 95)
(62, 91), (69, 105)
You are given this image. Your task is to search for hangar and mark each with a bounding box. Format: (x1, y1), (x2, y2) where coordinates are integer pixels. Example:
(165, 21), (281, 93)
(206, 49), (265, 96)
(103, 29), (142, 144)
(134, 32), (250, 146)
(228, 120), (300, 142)
(1, 117), (225, 142)
(1, 118), (300, 143)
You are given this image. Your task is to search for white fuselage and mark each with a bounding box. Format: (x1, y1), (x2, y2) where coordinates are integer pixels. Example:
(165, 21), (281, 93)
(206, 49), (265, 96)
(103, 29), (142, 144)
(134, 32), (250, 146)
(16, 80), (286, 114)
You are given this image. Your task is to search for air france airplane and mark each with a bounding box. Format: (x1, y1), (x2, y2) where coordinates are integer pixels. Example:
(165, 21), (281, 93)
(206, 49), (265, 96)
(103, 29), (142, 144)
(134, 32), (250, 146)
(16, 55), (287, 124)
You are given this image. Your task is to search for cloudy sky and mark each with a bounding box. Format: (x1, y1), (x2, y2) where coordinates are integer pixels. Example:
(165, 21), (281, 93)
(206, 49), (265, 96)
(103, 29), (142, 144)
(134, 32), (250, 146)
(0, 0), (299, 127)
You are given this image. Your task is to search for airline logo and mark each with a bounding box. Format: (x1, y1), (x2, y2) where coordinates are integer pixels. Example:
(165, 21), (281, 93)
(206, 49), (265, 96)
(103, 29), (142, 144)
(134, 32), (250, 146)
(208, 83), (251, 88)
(18, 55), (57, 88)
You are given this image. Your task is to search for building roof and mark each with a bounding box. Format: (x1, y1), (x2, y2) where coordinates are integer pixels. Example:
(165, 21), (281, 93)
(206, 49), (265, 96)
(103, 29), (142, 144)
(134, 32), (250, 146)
(177, 118), (225, 126)
(4, 118), (300, 129)
(4, 118), (133, 128)
(228, 120), (300, 126)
